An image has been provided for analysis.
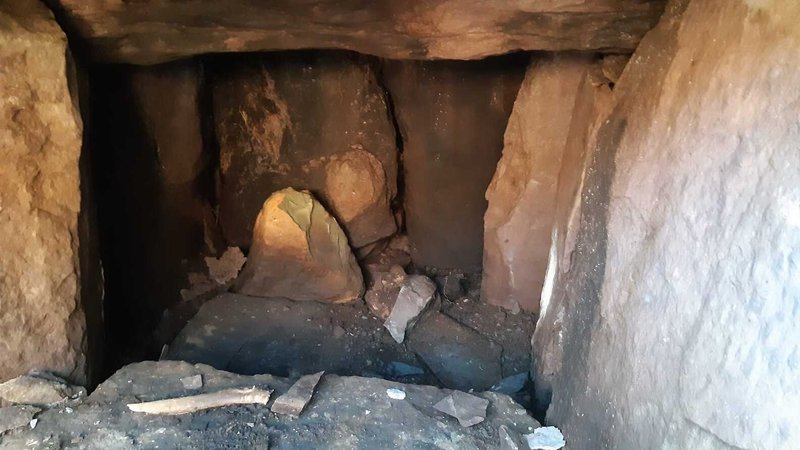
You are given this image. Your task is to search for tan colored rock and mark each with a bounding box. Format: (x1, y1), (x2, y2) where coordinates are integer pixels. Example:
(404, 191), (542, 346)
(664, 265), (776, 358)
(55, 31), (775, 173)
(234, 188), (364, 303)
(49, 0), (666, 65)
(383, 56), (526, 272)
(0, 374), (86, 407)
(213, 53), (397, 249)
(0, 1), (91, 384)
(482, 55), (595, 313)
(540, 1), (800, 449)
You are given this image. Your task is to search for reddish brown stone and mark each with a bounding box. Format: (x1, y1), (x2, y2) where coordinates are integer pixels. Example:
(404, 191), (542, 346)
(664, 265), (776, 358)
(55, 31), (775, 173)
(383, 56), (526, 272)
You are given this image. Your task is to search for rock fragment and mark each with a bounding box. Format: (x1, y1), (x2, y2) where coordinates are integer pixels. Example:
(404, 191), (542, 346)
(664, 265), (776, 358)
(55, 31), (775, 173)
(205, 247), (247, 285)
(491, 373), (529, 395)
(365, 265), (407, 320)
(499, 425), (528, 450)
(271, 372), (324, 417)
(385, 388), (406, 400)
(525, 426), (566, 450)
(0, 374), (86, 407)
(433, 391), (489, 427)
(383, 275), (437, 343)
(0, 405), (40, 434)
(234, 188), (364, 303)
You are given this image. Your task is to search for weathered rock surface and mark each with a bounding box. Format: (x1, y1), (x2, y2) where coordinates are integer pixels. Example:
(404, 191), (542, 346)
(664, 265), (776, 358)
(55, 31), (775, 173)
(408, 313), (502, 391)
(383, 275), (437, 343)
(433, 391), (489, 427)
(0, 0), (92, 384)
(0, 361), (540, 449)
(482, 55), (594, 313)
(166, 294), (424, 380)
(530, 61), (614, 413)
(383, 56), (526, 271)
(539, 1), (800, 449)
(0, 405), (39, 434)
(365, 265), (408, 320)
(91, 58), (213, 362)
(212, 52), (397, 249)
(50, 0), (666, 65)
(234, 188), (364, 303)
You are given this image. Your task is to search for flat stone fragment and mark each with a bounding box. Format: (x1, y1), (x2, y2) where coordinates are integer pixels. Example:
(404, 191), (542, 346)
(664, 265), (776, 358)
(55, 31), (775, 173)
(383, 275), (437, 343)
(0, 374), (86, 407)
(0, 405), (40, 434)
(234, 188), (364, 303)
(205, 247), (246, 285)
(270, 371), (324, 417)
(433, 391), (489, 427)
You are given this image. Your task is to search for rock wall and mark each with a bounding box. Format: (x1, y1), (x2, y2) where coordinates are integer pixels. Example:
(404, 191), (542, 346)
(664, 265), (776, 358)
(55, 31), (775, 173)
(481, 55), (594, 313)
(383, 56), (526, 272)
(212, 51), (398, 251)
(538, 1), (800, 448)
(91, 59), (213, 363)
(0, 1), (93, 384)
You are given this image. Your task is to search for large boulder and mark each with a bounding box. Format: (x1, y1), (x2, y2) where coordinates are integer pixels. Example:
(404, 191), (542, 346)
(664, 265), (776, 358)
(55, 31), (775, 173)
(212, 52), (397, 250)
(0, 0), (97, 385)
(383, 57), (526, 272)
(538, 1), (800, 449)
(482, 55), (595, 313)
(234, 188), (364, 303)
(48, 0), (666, 64)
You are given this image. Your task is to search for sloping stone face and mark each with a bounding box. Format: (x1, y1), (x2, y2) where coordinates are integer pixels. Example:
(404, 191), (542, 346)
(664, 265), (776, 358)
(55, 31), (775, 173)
(50, 0), (666, 65)
(212, 52), (397, 250)
(540, 1), (800, 449)
(482, 55), (594, 313)
(234, 188), (364, 303)
(383, 56), (526, 272)
(0, 1), (88, 384)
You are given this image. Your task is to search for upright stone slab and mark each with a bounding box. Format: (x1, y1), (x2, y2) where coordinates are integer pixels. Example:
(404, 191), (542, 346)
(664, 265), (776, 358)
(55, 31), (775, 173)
(0, 1), (92, 384)
(212, 52), (398, 250)
(541, 1), (800, 449)
(481, 55), (594, 313)
(91, 59), (212, 360)
(383, 57), (526, 272)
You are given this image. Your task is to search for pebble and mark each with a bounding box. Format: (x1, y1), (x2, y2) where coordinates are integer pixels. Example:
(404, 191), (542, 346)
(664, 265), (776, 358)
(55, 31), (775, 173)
(386, 388), (406, 400)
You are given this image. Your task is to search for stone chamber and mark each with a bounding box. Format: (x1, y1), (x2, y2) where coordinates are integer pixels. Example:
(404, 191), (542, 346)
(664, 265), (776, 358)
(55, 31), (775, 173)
(0, 0), (798, 449)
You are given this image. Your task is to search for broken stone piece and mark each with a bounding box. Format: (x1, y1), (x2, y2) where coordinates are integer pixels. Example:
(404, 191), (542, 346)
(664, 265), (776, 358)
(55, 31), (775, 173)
(271, 371), (324, 417)
(433, 391), (489, 427)
(234, 188), (364, 303)
(525, 426), (566, 450)
(180, 375), (203, 390)
(205, 247), (247, 285)
(0, 374), (86, 407)
(499, 425), (528, 450)
(0, 405), (40, 434)
(383, 275), (437, 343)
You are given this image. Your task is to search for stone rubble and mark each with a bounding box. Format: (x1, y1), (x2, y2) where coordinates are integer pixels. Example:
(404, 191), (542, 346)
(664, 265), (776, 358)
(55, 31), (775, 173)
(0, 373), (86, 407)
(0, 405), (40, 435)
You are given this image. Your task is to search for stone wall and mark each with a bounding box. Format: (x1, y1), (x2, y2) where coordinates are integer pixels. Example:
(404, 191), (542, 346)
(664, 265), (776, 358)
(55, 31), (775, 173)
(537, 0), (800, 448)
(0, 0), (95, 384)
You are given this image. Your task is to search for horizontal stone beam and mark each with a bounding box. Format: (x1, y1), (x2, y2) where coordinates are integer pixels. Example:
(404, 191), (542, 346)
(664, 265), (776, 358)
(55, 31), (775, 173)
(51, 0), (667, 65)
